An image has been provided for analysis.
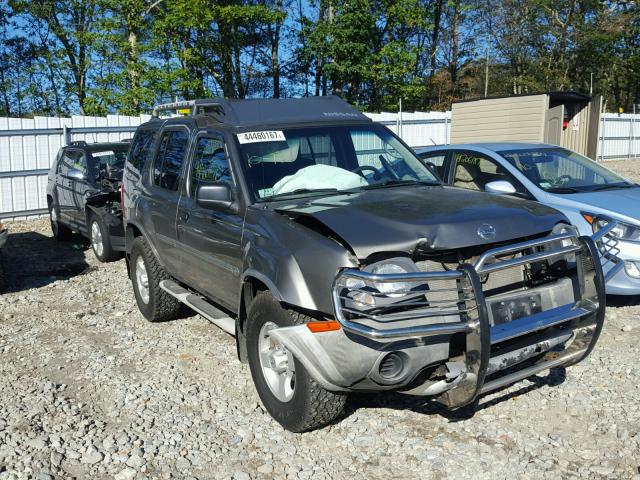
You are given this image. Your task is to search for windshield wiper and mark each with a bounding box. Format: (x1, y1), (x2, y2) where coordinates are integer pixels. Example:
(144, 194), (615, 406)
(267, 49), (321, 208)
(265, 188), (341, 200)
(361, 179), (440, 190)
(589, 183), (636, 192)
(545, 186), (582, 193)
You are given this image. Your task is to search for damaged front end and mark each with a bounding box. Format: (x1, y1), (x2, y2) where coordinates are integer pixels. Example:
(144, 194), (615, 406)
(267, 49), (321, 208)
(85, 182), (125, 249)
(269, 229), (605, 409)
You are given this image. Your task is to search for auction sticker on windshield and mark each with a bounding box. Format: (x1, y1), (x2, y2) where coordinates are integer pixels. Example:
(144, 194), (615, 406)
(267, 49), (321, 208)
(92, 150), (115, 157)
(237, 131), (286, 144)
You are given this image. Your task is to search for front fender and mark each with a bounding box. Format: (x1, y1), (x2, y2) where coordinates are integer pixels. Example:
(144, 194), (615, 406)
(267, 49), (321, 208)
(241, 209), (358, 315)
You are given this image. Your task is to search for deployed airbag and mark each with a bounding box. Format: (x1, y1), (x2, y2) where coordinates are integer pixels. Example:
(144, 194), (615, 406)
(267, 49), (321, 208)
(272, 164), (367, 195)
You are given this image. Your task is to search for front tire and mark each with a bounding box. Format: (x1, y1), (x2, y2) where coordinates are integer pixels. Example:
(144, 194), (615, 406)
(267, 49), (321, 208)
(49, 202), (71, 241)
(89, 214), (120, 262)
(246, 292), (347, 432)
(130, 236), (181, 322)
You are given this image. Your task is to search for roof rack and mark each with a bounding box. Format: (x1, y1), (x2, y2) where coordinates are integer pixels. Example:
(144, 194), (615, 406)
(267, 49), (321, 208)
(68, 140), (87, 146)
(151, 99), (226, 120)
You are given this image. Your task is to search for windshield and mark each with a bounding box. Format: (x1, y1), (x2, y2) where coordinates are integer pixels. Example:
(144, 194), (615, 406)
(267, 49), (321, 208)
(499, 147), (633, 193)
(90, 147), (129, 180)
(237, 124), (439, 200)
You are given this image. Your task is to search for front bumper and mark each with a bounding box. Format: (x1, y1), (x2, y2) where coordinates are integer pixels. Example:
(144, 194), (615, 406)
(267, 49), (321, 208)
(271, 233), (605, 409)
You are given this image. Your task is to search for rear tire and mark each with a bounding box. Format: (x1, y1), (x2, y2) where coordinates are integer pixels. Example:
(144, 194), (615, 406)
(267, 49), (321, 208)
(89, 214), (120, 262)
(49, 202), (71, 241)
(246, 292), (347, 432)
(130, 236), (181, 322)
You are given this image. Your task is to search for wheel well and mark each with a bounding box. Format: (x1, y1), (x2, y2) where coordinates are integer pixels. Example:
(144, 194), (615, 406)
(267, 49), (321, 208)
(239, 276), (269, 333)
(236, 276), (269, 363)
(85, 206), (96, 225)
(125, 224), (142, 250)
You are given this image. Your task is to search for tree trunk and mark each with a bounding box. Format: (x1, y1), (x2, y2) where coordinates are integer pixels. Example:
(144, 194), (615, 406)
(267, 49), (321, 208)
(219, 23), (236, 98)
(271, 0), (283, 98)
(233, 27), (245, 99)
(449, 0), (460, 96)
(314, 0), (328, 96)
(430, 0), (443, 76)
(127, 29), (140, 110)
(0, 66), (11, 115)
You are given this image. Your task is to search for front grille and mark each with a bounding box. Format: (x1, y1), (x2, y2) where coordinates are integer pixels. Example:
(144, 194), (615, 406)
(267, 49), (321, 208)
(417, 259), (525, 296)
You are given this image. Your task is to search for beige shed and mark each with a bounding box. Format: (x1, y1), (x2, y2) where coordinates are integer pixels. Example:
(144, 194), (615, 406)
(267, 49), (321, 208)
(450, 92), (602, 159)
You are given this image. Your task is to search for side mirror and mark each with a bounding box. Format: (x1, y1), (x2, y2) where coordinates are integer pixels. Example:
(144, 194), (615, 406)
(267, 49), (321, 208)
(66, 168), (86, 182)
(485, 180), (516, 195)
(196, 183), (235, 210)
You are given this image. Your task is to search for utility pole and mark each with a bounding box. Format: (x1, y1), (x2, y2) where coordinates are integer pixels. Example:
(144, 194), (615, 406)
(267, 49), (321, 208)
(399, 98), (403, 140)
(590, 72), (593, 96)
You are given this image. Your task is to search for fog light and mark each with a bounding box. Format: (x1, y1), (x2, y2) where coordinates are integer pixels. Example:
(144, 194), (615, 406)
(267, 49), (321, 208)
(624, 261), (640, 279)
(378, 352), (404, 380)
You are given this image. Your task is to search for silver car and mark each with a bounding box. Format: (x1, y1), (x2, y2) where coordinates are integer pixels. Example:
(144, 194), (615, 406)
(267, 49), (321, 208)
(416, 143), (634, 295)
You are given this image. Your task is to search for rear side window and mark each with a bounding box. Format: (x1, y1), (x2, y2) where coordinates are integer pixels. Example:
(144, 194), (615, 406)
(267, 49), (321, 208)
(58, 150), (86, 176)
(128, 130), (156, 170)
(452, 151), (528, 196)
(153, 130), (189, 191)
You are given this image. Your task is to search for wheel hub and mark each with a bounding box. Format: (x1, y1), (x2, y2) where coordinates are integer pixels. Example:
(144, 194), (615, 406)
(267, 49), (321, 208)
(91, 221), (104, 257)
(268, 348), (290, 373)
(258, 322), (296, 402)
(135, 256), (150, 304)
(50, 209), (58, 234)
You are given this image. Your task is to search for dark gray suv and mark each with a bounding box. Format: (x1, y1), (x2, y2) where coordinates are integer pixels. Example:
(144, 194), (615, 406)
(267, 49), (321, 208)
(122, 97), (605, 432)
(46, 141), (129, 262)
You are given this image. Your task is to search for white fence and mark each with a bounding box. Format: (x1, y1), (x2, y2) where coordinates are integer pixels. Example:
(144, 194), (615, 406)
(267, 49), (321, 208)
(0, 110), (638, 220)
(600, 113), (640, 160)
(0, 114), (150, 219)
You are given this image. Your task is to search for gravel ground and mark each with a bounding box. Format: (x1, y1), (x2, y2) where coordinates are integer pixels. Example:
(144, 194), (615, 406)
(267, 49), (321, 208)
(1, 160), (640, 480)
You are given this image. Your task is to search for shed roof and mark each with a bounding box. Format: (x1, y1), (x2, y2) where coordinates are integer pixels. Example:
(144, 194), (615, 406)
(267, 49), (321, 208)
(452, 91), (591, 105)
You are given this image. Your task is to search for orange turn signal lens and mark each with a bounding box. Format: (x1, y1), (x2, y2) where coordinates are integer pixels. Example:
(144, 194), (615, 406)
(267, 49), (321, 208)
(582, 213), (594, 225)
(306, 321), (341, 333)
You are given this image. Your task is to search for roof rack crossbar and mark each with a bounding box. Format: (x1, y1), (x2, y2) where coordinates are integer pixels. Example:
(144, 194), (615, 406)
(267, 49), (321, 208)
(152, 99), (225, 119)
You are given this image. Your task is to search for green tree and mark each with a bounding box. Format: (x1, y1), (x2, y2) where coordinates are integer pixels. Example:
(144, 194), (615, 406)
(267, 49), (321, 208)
(9, 0), (102, 114)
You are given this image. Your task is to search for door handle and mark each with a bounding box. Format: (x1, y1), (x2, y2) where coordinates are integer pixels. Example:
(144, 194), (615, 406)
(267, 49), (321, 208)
(179, 211), (190, 222)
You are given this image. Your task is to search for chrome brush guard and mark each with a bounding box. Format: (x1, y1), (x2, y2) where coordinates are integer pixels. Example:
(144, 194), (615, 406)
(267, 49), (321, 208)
(332, 232), (606, 408)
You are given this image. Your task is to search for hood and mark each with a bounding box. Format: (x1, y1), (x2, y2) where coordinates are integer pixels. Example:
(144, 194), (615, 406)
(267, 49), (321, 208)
(558, 187), (640, 224)
(274, 185), (566, 259)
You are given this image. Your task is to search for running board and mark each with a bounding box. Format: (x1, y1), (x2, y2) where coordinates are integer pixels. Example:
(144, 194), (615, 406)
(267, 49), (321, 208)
(160, 280), (236, 336)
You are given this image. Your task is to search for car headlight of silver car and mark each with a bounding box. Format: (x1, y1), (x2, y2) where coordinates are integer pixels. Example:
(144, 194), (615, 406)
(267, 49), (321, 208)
(583, 212), (640, 242)
(551, 222), (578, 245)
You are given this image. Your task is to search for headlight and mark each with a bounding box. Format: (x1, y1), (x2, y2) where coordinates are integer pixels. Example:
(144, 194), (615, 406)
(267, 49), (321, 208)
(583, 212), (640, 242)
(365, 257), (420, 297)
(338, 258), (422, 311)
(371, 262), (410, 295)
